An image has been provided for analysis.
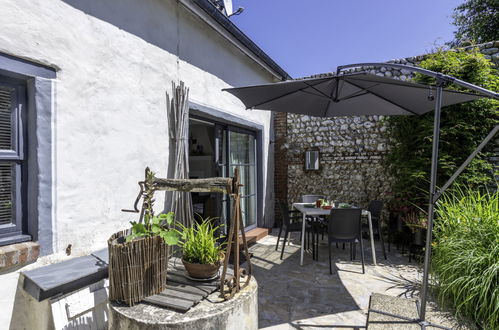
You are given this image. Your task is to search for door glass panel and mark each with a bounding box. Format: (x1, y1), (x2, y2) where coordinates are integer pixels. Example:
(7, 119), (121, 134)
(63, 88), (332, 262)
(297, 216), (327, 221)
(229, 131), (257, 228)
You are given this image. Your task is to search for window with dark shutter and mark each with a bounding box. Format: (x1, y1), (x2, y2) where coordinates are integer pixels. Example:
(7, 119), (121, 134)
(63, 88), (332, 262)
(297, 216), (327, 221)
(0, 77), (26, 244)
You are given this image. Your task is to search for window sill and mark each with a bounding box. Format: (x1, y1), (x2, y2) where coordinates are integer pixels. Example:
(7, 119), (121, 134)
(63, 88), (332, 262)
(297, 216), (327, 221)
(0, 240), (40, 272)
(0, 234), (31, 247)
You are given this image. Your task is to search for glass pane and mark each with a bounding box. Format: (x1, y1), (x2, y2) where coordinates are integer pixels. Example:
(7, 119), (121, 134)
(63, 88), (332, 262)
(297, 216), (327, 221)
(0, 163), (14, 226)
(229, 130), (257, 228)
(229, 131), (255, 165)
(0, 89), (13, 150)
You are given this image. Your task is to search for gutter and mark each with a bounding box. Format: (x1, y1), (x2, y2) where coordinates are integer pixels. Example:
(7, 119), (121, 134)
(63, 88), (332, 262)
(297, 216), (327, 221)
(180, 0), (291, 81)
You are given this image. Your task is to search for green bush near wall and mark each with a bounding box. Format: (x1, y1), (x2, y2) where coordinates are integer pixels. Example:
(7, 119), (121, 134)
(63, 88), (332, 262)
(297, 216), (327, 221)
(433, 187), (499, 329)
(386, 48), (499, 209)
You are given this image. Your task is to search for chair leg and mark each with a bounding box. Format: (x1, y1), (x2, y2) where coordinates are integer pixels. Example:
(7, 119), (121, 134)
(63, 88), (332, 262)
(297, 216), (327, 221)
(336, 242), (338, 248)
(312, 227), (316, 260)
(350, 243), (353, 261)
(359, 237), (365, 274)
(342, 243), (345, 250)
(280, 229), (288, 260)
(379, 221), (387, 260)
(353, 242), (357, 260)
(316, 230), (320, 261)
(307, 230), (310, 249)
(329, 242), (332, 274)
(275, 226), (283, 251)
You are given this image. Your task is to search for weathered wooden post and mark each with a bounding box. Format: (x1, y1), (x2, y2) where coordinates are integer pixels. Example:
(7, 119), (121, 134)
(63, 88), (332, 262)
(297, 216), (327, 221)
(120, 167), (252, 301)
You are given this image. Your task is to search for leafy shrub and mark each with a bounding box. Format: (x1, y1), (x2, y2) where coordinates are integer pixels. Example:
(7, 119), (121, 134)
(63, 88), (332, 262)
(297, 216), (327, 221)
(433, 186), (499, 329)
(386, 48), (499, 209)
(176, 215), (226, 264)
(126, 212), (180, 245)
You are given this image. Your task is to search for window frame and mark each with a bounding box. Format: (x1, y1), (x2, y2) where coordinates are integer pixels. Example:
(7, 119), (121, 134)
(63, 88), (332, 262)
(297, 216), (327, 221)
(0, 77), (27, 242)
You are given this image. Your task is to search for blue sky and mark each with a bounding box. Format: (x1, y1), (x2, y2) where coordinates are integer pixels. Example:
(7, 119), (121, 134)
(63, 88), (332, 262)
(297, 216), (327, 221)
(231, 0), (463, 78)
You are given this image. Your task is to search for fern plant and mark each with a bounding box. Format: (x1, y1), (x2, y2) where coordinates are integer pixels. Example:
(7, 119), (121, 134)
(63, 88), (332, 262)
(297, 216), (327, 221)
(176, 215), (226, 264)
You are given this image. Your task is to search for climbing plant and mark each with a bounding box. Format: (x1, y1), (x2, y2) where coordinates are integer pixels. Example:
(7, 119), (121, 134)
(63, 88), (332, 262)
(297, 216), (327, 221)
(385, 48), (499, 209)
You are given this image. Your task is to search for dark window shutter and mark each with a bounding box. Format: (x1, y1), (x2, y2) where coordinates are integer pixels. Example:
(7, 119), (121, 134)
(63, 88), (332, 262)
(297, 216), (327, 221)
(0, 89), (13, 151)
(0, 163), (13, 226)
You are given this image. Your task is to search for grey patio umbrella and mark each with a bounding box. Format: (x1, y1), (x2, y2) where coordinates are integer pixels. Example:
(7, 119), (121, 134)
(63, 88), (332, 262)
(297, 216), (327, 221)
(166, 81), (194, 227)
(224, 71), (483, 117)
(224, 63), (499, 329)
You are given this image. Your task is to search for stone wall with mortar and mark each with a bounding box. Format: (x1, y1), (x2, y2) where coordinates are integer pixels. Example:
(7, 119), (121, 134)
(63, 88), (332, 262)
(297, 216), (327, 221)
(275, 41), (499, 212)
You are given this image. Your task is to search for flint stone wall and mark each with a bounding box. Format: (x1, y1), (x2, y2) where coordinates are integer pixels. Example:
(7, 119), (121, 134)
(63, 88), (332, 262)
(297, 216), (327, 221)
(276, 41), (499, 211)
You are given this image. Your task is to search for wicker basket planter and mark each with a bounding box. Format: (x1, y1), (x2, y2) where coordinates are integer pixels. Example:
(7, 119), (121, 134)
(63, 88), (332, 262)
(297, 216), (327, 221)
(108, 230), (169, 306)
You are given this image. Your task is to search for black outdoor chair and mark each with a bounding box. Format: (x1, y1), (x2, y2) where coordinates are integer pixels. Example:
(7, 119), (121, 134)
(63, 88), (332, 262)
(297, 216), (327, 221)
(327, 208), (365, 274)
(276, 201), (312, 260)
(365, 200), (387, 260)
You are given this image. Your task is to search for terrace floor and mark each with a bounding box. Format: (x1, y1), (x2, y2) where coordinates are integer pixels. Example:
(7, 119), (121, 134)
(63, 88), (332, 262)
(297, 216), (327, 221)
(248, 233), (466, 329)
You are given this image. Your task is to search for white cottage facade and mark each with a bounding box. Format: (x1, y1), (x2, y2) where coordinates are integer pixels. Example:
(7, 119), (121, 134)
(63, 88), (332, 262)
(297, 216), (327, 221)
(0, 0), (288, 328)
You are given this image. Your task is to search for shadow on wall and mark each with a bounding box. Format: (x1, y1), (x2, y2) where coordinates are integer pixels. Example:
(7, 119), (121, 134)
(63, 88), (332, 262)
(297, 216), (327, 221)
(9, 274), (109, 329)
(10, 275), (54, 330)
(62, 0), (264, 87)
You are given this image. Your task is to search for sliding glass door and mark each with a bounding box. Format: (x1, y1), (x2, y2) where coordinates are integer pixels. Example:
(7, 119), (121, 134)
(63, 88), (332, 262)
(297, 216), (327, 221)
(215, 124), (257, 230)
(228, 130), (257, 229)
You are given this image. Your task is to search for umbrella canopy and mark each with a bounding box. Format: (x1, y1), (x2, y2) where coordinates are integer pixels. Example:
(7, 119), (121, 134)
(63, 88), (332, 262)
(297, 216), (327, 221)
(224, 64), (498, 326)
(224, 72), (482, 116)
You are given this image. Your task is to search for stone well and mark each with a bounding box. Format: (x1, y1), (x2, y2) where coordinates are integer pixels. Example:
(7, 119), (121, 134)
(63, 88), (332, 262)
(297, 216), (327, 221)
(109, 277), (258, 330)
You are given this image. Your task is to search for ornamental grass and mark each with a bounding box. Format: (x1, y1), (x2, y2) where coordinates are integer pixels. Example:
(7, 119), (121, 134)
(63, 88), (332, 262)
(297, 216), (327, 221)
(433, 186), (499, 329)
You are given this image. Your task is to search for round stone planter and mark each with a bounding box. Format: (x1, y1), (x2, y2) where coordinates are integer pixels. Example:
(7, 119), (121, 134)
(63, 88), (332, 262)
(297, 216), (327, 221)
(109, 276), (258, 330)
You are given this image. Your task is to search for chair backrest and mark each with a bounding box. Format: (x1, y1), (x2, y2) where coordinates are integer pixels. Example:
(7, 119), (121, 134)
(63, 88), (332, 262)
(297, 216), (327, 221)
(278, 200), (292, 227)
(302, 195), (325, 203)
(368, 200), (384, 219)
(328, 208), (362, 241)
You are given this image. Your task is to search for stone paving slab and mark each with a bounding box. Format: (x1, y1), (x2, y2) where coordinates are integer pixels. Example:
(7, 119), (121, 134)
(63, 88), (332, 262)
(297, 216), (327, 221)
(249, 234), (466, 330)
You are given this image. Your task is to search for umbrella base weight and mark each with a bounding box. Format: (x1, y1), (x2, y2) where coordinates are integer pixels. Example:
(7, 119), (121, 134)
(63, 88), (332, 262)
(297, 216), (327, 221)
(366, 293), (452, 330)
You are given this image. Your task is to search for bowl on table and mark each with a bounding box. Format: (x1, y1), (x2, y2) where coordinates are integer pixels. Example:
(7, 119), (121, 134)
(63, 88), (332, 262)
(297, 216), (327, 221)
(321, 205), (332, 210)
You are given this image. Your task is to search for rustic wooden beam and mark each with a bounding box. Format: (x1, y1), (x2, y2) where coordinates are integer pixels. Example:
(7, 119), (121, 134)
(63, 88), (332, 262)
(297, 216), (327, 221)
(152, 177), (233, 194)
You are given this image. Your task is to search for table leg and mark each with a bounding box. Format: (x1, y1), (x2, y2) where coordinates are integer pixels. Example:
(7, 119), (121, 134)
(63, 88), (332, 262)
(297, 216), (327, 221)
(368, 211), (377, 266)
(300, 213), (306, 266)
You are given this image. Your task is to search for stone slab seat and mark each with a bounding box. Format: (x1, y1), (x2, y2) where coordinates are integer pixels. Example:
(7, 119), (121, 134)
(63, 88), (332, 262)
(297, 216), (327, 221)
(367, 293), (421, 329)
(366, 293), (456, 329)
(22, 248), (109, 301)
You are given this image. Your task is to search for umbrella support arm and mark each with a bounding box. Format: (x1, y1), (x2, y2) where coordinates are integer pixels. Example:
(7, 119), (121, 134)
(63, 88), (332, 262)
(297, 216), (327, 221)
(433, 125), (499, 203)
(419, 81), (444, 321)
(337, 62), (499, 100)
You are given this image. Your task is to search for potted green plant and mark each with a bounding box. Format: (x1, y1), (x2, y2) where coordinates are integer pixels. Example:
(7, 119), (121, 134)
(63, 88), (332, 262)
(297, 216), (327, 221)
(176, 215), (226, 280)
(403, 212), (427, 246)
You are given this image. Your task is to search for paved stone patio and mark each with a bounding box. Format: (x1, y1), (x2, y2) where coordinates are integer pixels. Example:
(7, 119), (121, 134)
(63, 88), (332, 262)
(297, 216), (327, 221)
(248, 233), (466, 330)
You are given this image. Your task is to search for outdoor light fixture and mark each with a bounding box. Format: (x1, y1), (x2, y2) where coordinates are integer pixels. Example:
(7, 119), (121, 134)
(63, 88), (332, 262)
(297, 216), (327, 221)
(304, 149), (320, 171)
(228, 7), (244, 17)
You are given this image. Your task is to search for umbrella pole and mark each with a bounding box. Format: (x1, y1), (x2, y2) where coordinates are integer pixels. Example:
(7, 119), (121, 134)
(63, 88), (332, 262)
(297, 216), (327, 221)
(419, 81), (444, 323)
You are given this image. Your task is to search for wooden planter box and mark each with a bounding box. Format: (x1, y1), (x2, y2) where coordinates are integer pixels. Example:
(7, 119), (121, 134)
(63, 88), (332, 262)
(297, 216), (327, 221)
(108, 230), (169, 306)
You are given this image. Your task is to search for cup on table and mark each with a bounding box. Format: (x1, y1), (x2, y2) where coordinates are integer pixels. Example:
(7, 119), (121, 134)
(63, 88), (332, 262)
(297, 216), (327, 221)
(315, 199), (322, 208)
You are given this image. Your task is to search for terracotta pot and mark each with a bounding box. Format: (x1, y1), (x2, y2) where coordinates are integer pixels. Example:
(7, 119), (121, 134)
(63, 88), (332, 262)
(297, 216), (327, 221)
(182, 258), (220, 279)
(413, 228), (426, 246)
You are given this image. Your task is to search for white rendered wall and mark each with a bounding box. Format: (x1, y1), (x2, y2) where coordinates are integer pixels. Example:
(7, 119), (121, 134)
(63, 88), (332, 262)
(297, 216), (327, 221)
(0, 0), (276, 328)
